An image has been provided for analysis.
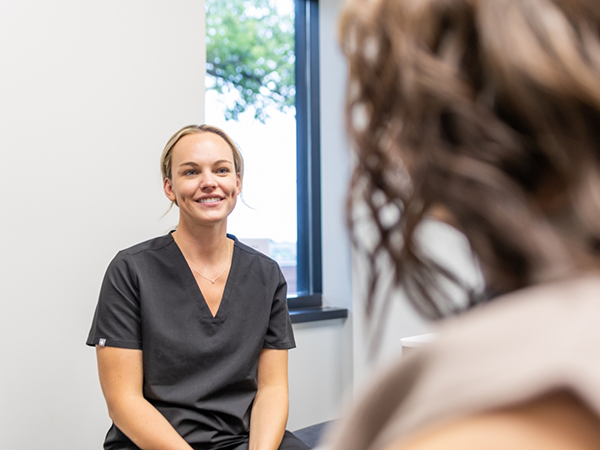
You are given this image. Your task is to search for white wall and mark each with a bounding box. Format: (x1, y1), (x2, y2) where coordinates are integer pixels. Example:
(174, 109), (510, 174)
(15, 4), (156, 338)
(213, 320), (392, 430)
(288, 320), (346, 430)
(0, 1), (204, 448)
(318, 0), (356, 407)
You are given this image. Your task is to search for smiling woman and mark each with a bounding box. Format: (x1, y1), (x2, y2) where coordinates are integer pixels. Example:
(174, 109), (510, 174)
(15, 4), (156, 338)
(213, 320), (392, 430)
(163, 130), (242, 235)
(86, 124), (309, 450)
(160, 124), (245, 207)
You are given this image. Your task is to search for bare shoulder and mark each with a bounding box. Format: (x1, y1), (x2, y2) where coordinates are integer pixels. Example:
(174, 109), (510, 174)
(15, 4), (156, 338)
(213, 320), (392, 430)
(387, 392), (600, 450)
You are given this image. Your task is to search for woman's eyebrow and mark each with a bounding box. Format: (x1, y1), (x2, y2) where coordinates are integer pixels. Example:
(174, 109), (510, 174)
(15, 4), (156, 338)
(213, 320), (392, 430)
(178, 161), (199, 167)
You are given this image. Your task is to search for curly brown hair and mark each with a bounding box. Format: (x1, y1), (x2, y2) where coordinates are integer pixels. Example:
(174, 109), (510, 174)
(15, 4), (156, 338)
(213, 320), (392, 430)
(340, 0), (600, 319)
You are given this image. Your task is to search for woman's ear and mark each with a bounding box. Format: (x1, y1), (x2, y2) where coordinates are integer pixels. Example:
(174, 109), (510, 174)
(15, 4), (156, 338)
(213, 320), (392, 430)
(236, 172), (242, 195)
(163, 177), (177, 203)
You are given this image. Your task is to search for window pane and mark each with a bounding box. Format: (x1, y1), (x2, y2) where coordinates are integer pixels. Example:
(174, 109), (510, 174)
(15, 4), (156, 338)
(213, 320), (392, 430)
(205, 0), (298, 293)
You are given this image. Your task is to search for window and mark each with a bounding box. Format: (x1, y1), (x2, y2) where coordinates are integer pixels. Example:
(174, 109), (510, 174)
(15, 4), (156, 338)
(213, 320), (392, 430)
(205, 0), (321, 304)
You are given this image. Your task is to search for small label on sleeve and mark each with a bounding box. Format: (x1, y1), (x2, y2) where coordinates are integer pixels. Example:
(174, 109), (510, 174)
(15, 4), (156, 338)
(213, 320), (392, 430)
(98, 338), (106, 347)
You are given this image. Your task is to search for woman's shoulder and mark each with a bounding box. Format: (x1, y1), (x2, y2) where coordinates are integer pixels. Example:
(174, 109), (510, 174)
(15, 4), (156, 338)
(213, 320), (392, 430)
(230, 235), (280, 267)
(115, 233), (176, 258)
(105, 234), (177, 276)
(384, 391), (600, 450)
(325, 275), (600, 450)
(414, 275), (600, 421)
(433, 274), (600, 362)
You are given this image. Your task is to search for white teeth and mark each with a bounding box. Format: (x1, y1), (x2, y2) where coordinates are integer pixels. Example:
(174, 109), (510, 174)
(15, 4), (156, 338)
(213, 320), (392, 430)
(198, 198), (221, 203)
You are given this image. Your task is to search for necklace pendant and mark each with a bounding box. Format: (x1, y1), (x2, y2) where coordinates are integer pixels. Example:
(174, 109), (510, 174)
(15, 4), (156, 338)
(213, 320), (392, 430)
(188, 241), (231, 286)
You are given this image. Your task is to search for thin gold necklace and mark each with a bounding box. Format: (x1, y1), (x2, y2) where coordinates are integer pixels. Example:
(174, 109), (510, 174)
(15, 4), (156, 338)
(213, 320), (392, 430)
(189, 242), (231, 284)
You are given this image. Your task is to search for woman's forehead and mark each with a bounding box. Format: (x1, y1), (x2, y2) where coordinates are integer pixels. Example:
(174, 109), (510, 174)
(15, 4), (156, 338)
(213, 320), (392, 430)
(172, 132), (234, 163)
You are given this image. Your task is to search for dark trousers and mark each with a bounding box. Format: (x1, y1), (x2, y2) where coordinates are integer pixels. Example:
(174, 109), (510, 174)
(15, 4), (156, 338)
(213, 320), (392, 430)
(226, 430), (310, 450)
(278, 430), (311, 450)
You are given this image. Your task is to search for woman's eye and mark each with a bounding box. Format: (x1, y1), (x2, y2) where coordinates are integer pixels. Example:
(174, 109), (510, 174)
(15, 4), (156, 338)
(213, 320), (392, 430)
(216, 167), (230, 174)
(183, 170), (197, 176)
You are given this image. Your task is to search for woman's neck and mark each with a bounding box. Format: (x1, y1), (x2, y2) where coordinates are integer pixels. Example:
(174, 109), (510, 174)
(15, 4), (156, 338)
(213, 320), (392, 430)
(172, 219), (230, 260)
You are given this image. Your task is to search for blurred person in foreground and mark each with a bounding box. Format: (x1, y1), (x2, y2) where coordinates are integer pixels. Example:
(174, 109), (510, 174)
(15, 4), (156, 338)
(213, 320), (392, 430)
(327, 0), (600, 448)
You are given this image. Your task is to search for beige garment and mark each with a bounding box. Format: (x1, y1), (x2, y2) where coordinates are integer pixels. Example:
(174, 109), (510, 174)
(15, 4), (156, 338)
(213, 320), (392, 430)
(326, 275), (600, 450)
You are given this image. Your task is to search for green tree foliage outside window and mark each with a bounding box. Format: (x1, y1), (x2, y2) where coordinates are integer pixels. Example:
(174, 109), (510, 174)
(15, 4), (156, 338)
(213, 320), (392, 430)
(206, 0), (295, 123)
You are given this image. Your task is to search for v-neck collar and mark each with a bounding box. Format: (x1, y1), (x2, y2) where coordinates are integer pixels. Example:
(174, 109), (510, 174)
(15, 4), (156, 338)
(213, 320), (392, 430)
(169, 232), (239, 321)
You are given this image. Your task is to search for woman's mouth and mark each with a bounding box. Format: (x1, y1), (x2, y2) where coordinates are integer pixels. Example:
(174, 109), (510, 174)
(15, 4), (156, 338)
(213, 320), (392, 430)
(197, 197), (222, 204)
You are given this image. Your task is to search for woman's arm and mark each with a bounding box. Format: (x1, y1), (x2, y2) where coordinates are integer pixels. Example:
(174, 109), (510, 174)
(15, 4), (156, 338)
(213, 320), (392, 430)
(249, 348), (289, 450)
(96, 346), (194, 450)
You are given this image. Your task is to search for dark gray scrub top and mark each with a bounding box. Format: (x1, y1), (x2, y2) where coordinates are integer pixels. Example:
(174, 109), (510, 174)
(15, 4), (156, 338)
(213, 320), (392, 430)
(86, 233), (296, 450)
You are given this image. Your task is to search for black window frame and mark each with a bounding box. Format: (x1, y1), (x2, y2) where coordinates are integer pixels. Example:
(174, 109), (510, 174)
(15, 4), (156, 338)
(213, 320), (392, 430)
(288, 0), (322, 309)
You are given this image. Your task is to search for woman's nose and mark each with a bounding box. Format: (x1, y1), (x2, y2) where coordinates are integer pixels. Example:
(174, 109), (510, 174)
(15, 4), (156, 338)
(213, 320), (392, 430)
(200, 172), (217, 189)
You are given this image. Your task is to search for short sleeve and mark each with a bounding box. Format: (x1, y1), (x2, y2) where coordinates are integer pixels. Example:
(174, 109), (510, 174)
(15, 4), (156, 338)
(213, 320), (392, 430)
(86, 251), (143, 349)
(263, 266), (296, 350)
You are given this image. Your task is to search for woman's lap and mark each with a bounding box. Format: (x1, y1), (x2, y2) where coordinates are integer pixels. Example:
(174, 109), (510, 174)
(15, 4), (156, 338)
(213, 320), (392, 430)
(225, 430), (310, 450)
